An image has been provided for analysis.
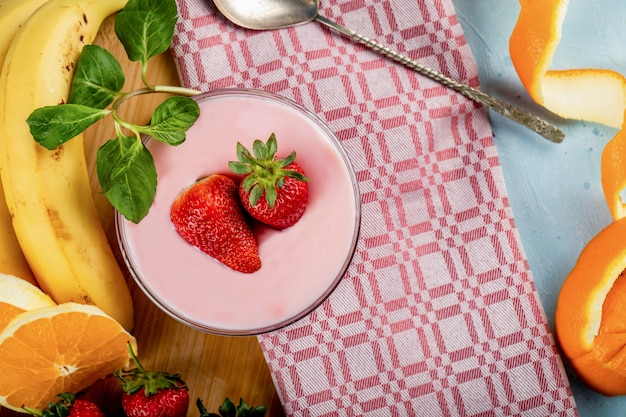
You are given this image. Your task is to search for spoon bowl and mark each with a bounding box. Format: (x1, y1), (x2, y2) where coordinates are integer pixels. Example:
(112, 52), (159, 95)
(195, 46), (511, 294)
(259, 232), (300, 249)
(214, 0), (317, 30)
(212, 0), (565, 143)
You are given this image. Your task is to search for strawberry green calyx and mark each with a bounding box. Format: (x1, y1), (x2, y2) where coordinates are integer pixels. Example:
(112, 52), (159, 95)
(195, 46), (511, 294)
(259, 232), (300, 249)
(23, 393), (93, 417)
(196, 397), (266, 417)
(228, 133), (308, 209)
(115, 342), (187, 396)
(23, 393), (75, 417)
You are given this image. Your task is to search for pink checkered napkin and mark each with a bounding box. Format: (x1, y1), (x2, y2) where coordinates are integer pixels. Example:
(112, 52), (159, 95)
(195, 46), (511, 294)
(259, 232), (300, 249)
(171, 0), (578, 415)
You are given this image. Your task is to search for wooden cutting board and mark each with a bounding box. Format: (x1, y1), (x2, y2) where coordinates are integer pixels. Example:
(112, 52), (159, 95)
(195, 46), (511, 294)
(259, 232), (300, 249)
(0, 15), (285, 417)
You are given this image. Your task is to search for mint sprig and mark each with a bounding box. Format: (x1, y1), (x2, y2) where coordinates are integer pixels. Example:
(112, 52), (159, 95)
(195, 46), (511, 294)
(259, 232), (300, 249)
(26, 0), (201, 223)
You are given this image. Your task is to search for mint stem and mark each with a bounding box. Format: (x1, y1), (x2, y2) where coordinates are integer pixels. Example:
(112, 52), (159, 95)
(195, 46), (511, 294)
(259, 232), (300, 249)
(153, 85), (202, 96)
(109, 86), (201, 138)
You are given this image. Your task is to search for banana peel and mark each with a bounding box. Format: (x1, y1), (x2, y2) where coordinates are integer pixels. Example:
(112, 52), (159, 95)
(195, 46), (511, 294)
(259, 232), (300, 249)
(0, 0), (52, 286)
(0, 0), (133, 331)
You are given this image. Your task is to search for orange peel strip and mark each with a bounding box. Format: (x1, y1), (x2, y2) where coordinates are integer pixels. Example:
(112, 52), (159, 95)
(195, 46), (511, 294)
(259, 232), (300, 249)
(543, 69), (626, 130)
(509, 0), (570, 104)
(510, 0), (625, 128)
(602, 108), (626, 220)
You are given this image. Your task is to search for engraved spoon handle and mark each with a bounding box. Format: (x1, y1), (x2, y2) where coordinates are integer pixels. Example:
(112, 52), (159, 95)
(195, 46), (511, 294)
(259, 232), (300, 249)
(315, 15), (565, 143)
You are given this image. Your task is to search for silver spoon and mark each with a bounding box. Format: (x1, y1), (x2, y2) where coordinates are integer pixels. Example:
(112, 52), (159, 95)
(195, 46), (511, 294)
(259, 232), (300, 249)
(212, 0), (565, 143)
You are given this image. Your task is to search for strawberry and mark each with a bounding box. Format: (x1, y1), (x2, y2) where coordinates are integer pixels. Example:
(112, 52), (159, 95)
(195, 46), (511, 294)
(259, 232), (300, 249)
(115, 343), (189, 417)
(228, 133), (309, 230)
(23, 393), (104, 417)
(170, 174), (261, 273)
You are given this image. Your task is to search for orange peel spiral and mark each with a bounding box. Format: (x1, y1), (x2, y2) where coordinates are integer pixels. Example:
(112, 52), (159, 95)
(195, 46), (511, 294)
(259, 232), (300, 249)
(510, 0), (626, 396)
(510, 0), (625, 129)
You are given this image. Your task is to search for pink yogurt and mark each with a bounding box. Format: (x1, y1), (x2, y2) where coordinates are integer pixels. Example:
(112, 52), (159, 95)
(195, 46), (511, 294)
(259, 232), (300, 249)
(117, 89), (360, 335)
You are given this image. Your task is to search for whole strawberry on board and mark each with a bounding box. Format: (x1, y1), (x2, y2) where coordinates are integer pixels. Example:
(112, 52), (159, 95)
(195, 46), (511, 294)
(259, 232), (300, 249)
(228, 133), (309, 230)
(115, 343), (189, 417)
(23, 393), (105, 417)
(196, 397), (266, 417)
(170, 174), (261, 273)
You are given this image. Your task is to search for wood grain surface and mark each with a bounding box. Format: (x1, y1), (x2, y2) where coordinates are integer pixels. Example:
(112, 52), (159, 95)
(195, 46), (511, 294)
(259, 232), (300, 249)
(0, 15), (285, 417)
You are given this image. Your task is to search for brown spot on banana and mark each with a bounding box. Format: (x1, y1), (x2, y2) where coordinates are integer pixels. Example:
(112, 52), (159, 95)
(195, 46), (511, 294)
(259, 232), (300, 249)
(50, 147), (64, 161)
(45, 207), (72, 242)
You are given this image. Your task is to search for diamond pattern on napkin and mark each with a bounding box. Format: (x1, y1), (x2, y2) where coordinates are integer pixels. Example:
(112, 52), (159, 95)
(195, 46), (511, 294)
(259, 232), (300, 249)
(171, 0), (578, 415)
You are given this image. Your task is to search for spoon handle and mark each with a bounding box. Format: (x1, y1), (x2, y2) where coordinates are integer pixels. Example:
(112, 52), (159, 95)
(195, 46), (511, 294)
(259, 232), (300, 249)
(314, 15), (565, 144)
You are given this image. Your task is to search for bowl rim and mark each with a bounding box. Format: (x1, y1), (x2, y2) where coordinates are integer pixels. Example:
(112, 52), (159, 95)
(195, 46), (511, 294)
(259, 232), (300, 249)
(116, 87), (362, 336)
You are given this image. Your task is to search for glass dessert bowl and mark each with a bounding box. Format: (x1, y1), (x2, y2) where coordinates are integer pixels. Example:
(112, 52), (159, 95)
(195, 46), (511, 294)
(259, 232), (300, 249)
(116, 89), (361, 335)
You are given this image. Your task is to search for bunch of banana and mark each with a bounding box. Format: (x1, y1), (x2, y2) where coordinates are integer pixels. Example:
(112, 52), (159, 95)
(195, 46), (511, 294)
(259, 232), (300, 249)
(0, 0), (51, 286)
(0, 0), (134, 330)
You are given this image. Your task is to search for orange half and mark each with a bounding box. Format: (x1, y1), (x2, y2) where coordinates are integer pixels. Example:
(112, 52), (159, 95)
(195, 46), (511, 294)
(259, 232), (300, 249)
(555, 217), (626, 395)
(0, 302), (136, 411)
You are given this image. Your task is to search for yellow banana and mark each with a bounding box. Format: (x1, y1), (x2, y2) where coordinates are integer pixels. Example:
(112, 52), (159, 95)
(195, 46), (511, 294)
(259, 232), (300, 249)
(0, 0), (52, 286)
(0, 0), (133, 330)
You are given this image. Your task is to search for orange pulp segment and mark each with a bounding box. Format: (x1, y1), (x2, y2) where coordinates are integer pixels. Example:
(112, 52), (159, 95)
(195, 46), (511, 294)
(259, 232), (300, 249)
(0, 302), (136, 412)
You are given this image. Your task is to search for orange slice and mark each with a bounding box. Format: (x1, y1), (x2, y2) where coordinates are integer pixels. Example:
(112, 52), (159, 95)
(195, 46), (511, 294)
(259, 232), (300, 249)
(509, 0), (625, 128)
(555, 216), (626, 395)
(0, 273), (55, 332)
(0, 302), (136, 412)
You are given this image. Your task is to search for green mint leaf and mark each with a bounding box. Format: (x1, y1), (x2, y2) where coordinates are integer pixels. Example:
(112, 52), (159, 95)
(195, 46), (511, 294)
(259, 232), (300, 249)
(69, 44), (125, 109)
(114, 0), (178, 65)
(27, 104), (109, 150)
(137, 96), (199, 145)
(97, 136), (157, 223)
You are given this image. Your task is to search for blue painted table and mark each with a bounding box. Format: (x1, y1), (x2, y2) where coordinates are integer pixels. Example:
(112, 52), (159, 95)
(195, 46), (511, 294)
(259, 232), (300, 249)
(453, 1), (625, 415)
